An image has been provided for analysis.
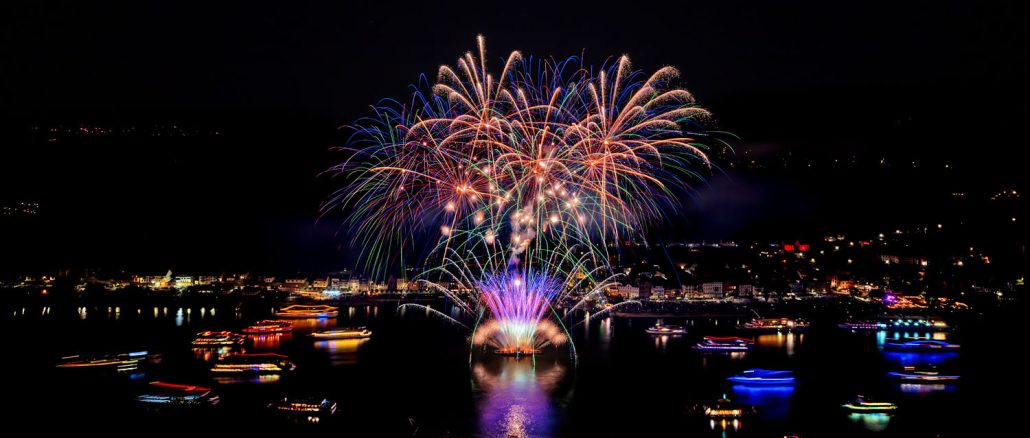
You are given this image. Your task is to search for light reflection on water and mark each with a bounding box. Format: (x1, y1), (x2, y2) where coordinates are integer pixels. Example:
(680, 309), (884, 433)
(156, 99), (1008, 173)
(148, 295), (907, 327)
(755, 332), (803, 357)
(290, 317), (336, 332)
(192, 346), (232, 362)
(249, 333), (292, 349)
(473, 356), (566, 438)
(899, 383), (957, 394)
(213, 374), (281, 385)
(732, 384), (795, 421)
(314, 338), (369, 366)
(848, 412), (892, 432)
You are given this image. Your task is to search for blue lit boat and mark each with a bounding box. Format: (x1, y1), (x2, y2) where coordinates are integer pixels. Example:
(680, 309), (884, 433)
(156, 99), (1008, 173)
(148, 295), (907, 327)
(887, 366), (959, 382)
(137, 381), (220, 406)
(882, 340), (959, 351)
(842, 395), (897, 413)
(727, 369), (796, 385)
(692, 336), (753, 352)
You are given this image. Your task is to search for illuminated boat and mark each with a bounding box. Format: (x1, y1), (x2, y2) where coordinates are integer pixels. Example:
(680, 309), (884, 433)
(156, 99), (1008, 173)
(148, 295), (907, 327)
(56, 351), (151, 372)
(727, 369), (796, 385)
(692, 336), (753, 352)
(211, 352), (296, 374)
(242, 320), (293, 334)
(887, 366), (959, 382)
(737, 317), (809, 331)
(137, 381), (220, 406)
(646, 324), (687, 335)
(699, 395), (756, 418)
(840, 317), (948, 331)
(310, 327), (371, 339)
(192, 331), (245, 346)
(882, 340), (959, 351)
(842, 395), (897, 413)
(274, 305), (339, 319)
(838, 321), (889, 330)
(268, 397), (337, 416)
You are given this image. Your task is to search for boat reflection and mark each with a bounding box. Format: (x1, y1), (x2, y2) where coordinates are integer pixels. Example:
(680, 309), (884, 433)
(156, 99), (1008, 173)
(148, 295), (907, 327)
(898, 383), (957, 394)
(732, 384), (794, 421)
(882, 351), (959, 367)
(212, 374), (282, 385)
(248, 333), (292, 349)
(192, 346), (232, 362)
(755, 332), (803, 357)
(314, 338), (370, 366)
(848, 412), (892, 432)
(290, 317), (336, 332)
(472, 356), (566, 438)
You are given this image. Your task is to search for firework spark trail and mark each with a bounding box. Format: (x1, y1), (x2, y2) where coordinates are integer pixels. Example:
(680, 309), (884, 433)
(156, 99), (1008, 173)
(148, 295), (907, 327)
(330, 36), (714, 356)
(397, 303), (470, 330)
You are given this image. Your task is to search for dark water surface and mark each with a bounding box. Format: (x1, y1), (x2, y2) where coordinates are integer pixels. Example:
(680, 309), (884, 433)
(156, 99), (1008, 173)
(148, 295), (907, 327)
(3, 302), (1008, 437)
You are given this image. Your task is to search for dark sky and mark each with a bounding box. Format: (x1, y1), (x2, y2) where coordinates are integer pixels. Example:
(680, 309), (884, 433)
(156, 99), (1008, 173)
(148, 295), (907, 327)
(1, 1), (1026, 275)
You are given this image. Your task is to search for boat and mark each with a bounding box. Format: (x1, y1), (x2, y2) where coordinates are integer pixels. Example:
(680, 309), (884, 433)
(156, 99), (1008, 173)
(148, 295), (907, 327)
(737, 317), (809, 331)
(838, 321), (889, 330)
(842, 395), (897, 413)
(692, 336), (753, 352)
(697, 395), (756, 418)
(727, 369), (796, 385)
(242, 320), (293, 334)
(839, 317), (948, 331)
(211, 352), (296, 374)
(56, 351), (151, 372)
(887, 366), (959, 382)
(137, 381), (220, 406)
(645, 324), (687, 335)
(882, 340), (959, 351)
(274, 305), (339, 319)
(310, 327), (372, 340)
(192, 331), (245, 346)
(267, 397), (337, 416)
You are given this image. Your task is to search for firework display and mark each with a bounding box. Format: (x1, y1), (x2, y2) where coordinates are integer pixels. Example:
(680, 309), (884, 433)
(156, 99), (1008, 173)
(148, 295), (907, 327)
(329, 36), (712, 356)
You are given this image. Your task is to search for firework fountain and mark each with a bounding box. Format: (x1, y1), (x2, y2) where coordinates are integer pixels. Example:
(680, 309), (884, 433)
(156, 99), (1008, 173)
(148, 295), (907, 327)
(328, 35), (714, 359)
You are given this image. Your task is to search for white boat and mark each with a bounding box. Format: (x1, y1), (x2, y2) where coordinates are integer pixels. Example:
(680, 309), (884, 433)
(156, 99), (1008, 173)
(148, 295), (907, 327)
(310, 327), (372, 339)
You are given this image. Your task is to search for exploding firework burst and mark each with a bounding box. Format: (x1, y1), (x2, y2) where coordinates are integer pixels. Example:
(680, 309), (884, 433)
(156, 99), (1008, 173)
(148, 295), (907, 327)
(330, 36), (714, 357)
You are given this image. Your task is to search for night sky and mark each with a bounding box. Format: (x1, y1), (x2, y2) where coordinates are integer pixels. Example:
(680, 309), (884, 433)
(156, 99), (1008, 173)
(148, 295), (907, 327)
(2, 1), (1026, 275)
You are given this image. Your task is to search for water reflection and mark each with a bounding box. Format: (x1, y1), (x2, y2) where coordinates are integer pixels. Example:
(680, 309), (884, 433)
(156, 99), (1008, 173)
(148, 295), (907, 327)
(291, 317), (335, 332)
(755, 333), (803, 357)
(314, 338), (369, 366)
(249, 333), (292, 349)
(732, 384), (794, 421)
(899, 383), (956, 394)
(848, 412), (891, 432)
(473, 356), (567, 438)
(192, 346), (232, 362)
(882, 351), (959, 367)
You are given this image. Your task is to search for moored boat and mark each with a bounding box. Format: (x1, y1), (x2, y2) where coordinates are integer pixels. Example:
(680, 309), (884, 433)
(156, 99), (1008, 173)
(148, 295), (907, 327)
(274, 305), (339, 319)
(242, 320), (293, 334)
(697, 395), (756, 418)
(310, 327), (371, 340)
(737, 317), (809, 331)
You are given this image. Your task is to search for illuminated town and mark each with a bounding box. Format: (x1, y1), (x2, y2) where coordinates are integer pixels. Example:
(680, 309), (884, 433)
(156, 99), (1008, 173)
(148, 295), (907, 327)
(2, 1), (1024, 437)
